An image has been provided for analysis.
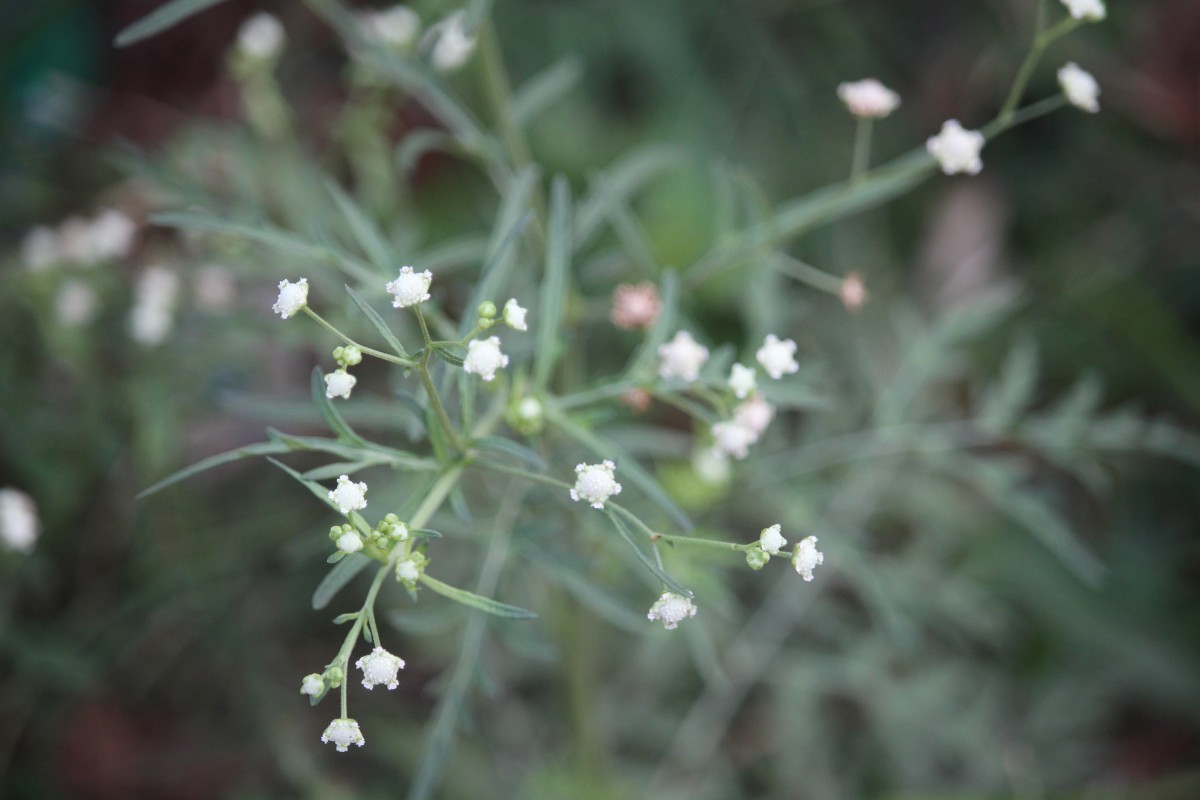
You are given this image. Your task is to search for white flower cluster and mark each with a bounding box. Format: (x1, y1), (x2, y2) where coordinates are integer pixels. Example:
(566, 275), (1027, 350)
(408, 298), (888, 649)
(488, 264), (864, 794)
(272, 278), (309, 319)
(792, 536), (824, 581)
(647, 592), (697, 630)
(1060, 0), (1106, 22)
(428, 11), (477, 72)
(359, 5), (420, 49)
(569, 461), (622, 510)
(926, 120), (986, 176)
(700, 334), (797, 461)
(1058, 62), (1100, 113)
(328, 475), (368, 515)
(355, 646), (405, 690)
(0, 488), (39, 554)
(129, 266), (181, 346)
(837, 78), (900, 119)
(385, 266), (432, 308)
(321, 718), (365, 752)
(21, 208), (137, 271)
(463, 337), (509, 382)
(238, 12), (285, 61)
(658, 331), (709, 382)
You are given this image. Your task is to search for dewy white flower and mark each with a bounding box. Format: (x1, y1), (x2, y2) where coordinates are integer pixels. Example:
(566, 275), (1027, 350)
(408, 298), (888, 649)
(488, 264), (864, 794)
(430, 11), (477, 72)
(324, 369), (357, 400)
(385, 266), (432, 308)
(502, 298), (528, 331)
(87, 209), (136, 262)
(463, 336), (509, 382)
(1060, 0), (1106, 21)
(360, 5), (420, 49)
(792, 535), (825, 581)
(658, 331), (709, 382)
(56, 281), (99, 327)
(1058, 62), (1100, 113)
(336, 529), (364, 554)
(647, 592), (697, 630)
(272, 277), (308, 319)
(129, 266), (180, 346)
(321, 718), (365, 752)
(570, 460), (622, 509)
(0, 488), (39, 554)
(728, 363), (757, 399)
(759, 524), (788, 555)
(329, 475), (368, 515)
(837, 78), (901, 118)
(355, 646), (405, 690)
(734, 394), (776, 437)
(21, 226), (60, 270)
(926, 119), (986, 176)
(300, 673), (325, 697)
(711, 421), (757, 461)
(238, 12), (285, 60)
(756, 334), (799, 379)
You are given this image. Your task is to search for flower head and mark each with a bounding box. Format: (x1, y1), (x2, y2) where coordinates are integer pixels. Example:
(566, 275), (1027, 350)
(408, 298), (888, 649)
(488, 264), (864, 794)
(1058, 62), (1100, 113)
(1060, 0), (1105, 21)
(329, 475), (368, 515)
(658, 331), (710, 382)
(321, 718), (365, 752)
(734, 394), (776, 437)
(837, 78), (901, 118)
(620, 388), (652, 413)
(238, 12), (285, 60)
(926, 120), (985, 176)
(129, 267), (180, 346)
(21, 226), (60, 270)
(711, 421), (757, 461)
(463, 336), (510, 382)
(394, 550), (428, 585)
(756, 334), (799, 379)
(611, 282), (661, 329)
(728, 363), (757, 399)
(325, 369), (357, 400)
(355, 646), (405, 690)
(792, 535), (824, 581)
(430, 11), (477, 72)
(56, 281), (99, 327)
(759, 523), (787, 555)
(332, 525), (364, 554)
(300, 673), (325, 697)
(385, 266), (432, 308)
(360, 5), (420, 49)
(87, 210), (137, 262)
(840, 272), (868, 312)
(272, 277), (309, 319)
(570, 460), (622, 509)
(0, 488), (39, 554)
(647, 592), (697, 630)
(502, 298), (528, 331)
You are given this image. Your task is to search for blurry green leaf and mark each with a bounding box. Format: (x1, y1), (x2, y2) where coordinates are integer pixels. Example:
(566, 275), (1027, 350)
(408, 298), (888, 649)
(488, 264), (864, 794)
(311, 367), (368, 446)
(268, 457), (342, 513)
(533, 176), (572, 392)
(575, 145), (683, 247)
(472, 436), (547, 470)
(606, 511), (691, 597)
(326, 179), (396, 273)
(346, 285), (410, 359)
(266, 430), (437, 472)
(397, 129), (461, 173)
(980, 336), (1039, 433)
(512, 57), (583, 127)
(460, 169), (537, 338)
(524, 547), (645, 633)
(136, 441), (291, 499)
(115, 0), (230, 46)
(312, 554), (372, 610)
(302, 461), (383, 481)
(419, 574), (537, 619)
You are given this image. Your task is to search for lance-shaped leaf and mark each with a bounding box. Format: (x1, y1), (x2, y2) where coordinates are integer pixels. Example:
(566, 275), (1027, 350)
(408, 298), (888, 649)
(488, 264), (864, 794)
(115, 0), (231, 46)
(345, 285), (410, 359)
(533, 177), (572, 392)
(606, 511), (691, 597)
(419, 574), (537, 620)
(313, 554), (372, 610)
(136, 441), (291, 499)
(312, 367), (368, 446)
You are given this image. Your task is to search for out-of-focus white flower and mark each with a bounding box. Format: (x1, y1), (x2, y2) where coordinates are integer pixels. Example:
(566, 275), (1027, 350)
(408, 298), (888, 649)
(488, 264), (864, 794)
(840, 272), (868, 311)
(502, 298), (528, 331)
(463, 336), (509, 382)
(734, 394), (776, 437)
(926, 120), (985, 176)
(711, 421), (757, 461)
(756, 334), (799, 379)
(194, 265), (237, 313)
(0, 488), (39, 554)
(335, 528), (364, 554)
(570, 460), (622, 509)
(611, 282), (661, 330)
(1061, 0), (1106, 21)
(300, 673), (325, 697)
(385, 266), (432, 308)
(129, 266), (180, 346)
(692, 446), (731, 484)
(329, 475), (368, 515)
(359, 5), (420, 49)
(57, 217), (93, 264)
(87, 210), (137, 262)
(647, 592), (697, 630)
(658, 331), (709, 382)
(728, 363), (757, 399)
(55, 280), (99, 327)
(837, 78), (901, 118)
(21, 226), (60, 270)
(272, 277), (309, 319)
(516, 397), (542, 423)
(1058, 62), (1100, 113)
(238, 12), (286, 60)
(321, 718), (365, 752)
(792, 535), (824, 581)
(324, 369), (357, 400)
(759, 523), (787, 555)
(355, 646), (405, 690)
(429, 11), (476, 72)
(394, 556), (421, 583)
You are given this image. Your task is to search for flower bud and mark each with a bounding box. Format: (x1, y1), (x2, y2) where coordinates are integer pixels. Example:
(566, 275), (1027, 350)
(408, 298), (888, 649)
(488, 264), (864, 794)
(325, 667), (345, 688)
(477, 300), (497, 319)
(745, 548), (771, 571)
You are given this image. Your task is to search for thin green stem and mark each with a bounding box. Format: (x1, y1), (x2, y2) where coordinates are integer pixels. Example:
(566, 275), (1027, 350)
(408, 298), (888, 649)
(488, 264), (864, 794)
(302, 307), (417, 367)
(849, 116), (874, 184)
(653, 532), (749, 553)
(415, 307), (466, 453)
(999, 15), (1081, 123)
(554, 380), (642, 411)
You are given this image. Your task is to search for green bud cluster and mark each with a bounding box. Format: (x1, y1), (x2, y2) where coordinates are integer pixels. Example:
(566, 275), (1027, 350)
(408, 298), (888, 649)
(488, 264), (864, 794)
(333, 345), (363, 367)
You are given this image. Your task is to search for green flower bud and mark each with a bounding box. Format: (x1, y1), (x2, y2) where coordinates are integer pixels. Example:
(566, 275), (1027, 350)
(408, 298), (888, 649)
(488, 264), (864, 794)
(325, 667), (345, 688)
(477, 300), (497, 319)
(745, 547), (771, 571)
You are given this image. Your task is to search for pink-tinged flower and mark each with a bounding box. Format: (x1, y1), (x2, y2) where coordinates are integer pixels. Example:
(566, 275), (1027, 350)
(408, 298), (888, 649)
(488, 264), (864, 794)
(840, 272), (868, 312)
(611, 282), (661, 330)
(837, 79), (900, 118)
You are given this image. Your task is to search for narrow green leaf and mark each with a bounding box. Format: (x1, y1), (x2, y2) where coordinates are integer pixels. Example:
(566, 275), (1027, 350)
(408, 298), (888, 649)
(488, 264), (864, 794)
(410, 528), (444, 539)
(345, 285), (410, 359)
(606, 511), (691, 596)
(311, 367), (368, 446)
(115, 0), (230, 46)
(472, 436), (547, 470)
(267, 457), (342, 513)
(533, 177), (572, 392)
(332, 612), (360, 624)
(137, 441), (291, 499)
(575, 145), (683, 248)
(523, 547), (644, 633)
(512, 57), (583, 126)
(419, 574), (537, 620)
(981, 336), (1039, 433)
(303, 461), (383, 481)
(326, 180), (395, 272)
(265, 429), (437, 472)
(313, 554), (372, 610)
(397, 129), (460, 173)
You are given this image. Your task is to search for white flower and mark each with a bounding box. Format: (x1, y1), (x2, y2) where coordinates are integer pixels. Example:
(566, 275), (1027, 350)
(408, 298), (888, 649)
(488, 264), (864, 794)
(792, 536), (824, 581)
(238, 12), (285, 60)
(611, 282), (661, 329)
(711, 421), (757, 461)
(1058, 62), (1100, 113)
(394, 557), (422, 583)
(502, 298), (528, 331)
(55, 281), (99, 327)
(0, 488), (39, 554)
(21, 226), (60, 270)
(647, 592), (697, 630)
(463, 336), (509, 382)
(321, 718), (365, 752)
(129, 267), (180, 346)
(385, 266), (432, 308)
(569, 460), (622, 509)
(87, 209), (136, 262)
(355, 646), (405, 690)
(387, 520), (409, 541)
(728, 363), (757, 399)
(734, 394), (776, 437)
(926, 119), (986, 176)
(57, 217), (93, 263)
(336, 529), (364, 554)
(759, 523), (787, 555)
(756, 334), (799, 379)
(1060, 0), (1106, 21)
(324, 369), (357, 400)
(840, 272), (868, 311)
(300, 673), (325, 697)
(692, 447), (731, 485)
(430, 11), (477, 72)
(658, 331), (709, 382)
(272, 277), (309, 319)
(329, 475), (368, 515)
(837, 78), (901, 118)
(516, 397), (542, 422)
(360, 5), (420, 48)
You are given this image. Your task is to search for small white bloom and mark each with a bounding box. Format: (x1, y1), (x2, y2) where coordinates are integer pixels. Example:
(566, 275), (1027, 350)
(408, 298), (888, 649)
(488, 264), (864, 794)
(238, 12), (286, 60)
(658, 331), (709, 382)
(792, 535), (825, 581)
(1060, 0), (1106, 21)
(759, 523), (787, 555)
(360, 5), (420, 49)
(387, 520), (409, 541)
(840, 272), (868, 311)
(329, 475), (368, 515)
(129, 267), (180, 346)
(355, 646), (405, 690)
(300, 673), (325, 697)
(516, 397), (542, 422)
(926, 119), (986, 176)
(611, 282), (661, 329)
(837, 78), (901, 118)
(0, 488), (39, 554)
(21, 226), (60, 270)
(87, 209), (137, 262)
(1058, 62), (1100, 113)
(336, 530), (364, 554)
(756, 334), (799, 379)
(394, 557), (421, 583)
(711, 420), (757, 461)
(734, 394), (776, 437)
(321, 718), (365, 752)
(569, 460), (622, 510)
(502, 298), (528, 331)
(272, 277), (309, 319)
(324, 369), (357, 400)
(385, 266), (432, 308)
(430, 11), (477, 72)
(728, 363), (757, 399)
(463, 336), (509, 382)
(692, 447), (731, 485)
(55, 280), (99, 327)
(647, 592), (697, 630)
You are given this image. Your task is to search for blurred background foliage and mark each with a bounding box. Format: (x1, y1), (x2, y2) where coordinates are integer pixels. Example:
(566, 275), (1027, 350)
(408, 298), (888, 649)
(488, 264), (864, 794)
(2, 0), (1200, 798)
